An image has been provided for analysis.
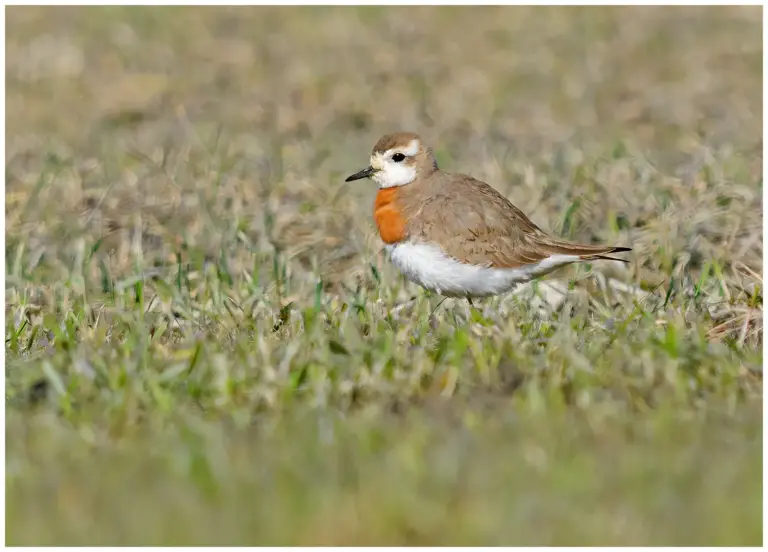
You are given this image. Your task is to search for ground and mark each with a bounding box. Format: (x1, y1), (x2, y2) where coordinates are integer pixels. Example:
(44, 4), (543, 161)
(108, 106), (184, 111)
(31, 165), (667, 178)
(5, 6), (763, 545)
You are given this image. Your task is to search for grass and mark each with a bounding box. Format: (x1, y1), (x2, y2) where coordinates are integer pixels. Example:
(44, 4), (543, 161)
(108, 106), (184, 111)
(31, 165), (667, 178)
(5, 5), (763, 546)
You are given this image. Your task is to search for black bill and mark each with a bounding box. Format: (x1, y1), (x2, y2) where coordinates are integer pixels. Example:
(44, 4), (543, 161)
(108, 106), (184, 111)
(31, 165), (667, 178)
(345, 166), (376, 182)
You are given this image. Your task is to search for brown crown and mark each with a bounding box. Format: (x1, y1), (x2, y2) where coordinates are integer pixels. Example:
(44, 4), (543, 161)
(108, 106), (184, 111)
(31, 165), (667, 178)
(371, 132), (422, 155)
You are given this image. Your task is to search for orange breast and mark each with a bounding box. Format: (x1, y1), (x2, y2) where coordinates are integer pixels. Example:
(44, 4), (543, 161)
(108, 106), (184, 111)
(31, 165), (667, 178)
(373, 188), (407, 244)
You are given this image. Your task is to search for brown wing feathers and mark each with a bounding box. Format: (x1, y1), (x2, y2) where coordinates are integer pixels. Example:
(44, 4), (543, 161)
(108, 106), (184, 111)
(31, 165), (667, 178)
(398, 172), (631, 269)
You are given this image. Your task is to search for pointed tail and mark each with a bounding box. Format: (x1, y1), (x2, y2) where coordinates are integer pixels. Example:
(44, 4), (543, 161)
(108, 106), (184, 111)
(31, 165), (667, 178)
(535, 236), (632, 263)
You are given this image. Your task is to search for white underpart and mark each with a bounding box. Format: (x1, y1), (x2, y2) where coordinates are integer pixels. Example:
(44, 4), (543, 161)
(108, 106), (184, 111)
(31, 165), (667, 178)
(370, 139), (421, 189)
(386, 242), (582, 298)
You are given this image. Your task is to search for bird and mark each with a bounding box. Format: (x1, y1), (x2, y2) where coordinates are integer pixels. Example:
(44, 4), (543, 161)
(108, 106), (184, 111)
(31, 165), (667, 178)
(345, 132), (631, 301)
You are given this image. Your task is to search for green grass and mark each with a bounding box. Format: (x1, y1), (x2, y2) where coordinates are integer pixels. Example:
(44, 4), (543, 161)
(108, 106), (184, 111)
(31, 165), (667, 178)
(5, 6), (763, 546)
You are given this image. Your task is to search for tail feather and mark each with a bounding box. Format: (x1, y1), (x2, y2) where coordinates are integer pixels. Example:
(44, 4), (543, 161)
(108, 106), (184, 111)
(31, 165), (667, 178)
(535, 235), (632, 261)
(582, 253), (630, 264)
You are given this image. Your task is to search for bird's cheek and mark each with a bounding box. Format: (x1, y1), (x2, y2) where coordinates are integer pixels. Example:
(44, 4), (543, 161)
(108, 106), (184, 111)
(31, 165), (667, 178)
(375, 167), (396, 186)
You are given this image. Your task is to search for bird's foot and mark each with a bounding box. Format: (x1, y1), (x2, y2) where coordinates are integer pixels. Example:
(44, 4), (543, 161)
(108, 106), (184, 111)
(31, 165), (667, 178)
(389, 295), (419, 317)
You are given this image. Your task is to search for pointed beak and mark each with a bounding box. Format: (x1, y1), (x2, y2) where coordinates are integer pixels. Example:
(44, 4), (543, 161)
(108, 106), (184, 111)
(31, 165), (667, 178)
(345, 165), (376, 182)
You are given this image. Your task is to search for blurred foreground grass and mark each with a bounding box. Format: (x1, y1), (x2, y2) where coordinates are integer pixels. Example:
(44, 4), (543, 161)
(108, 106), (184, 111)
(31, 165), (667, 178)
(7, 406), (762, 546)
(5, 6), (763, 545)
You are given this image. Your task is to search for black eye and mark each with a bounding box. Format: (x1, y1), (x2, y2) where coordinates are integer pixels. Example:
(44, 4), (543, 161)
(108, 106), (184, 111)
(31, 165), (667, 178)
(392, 153), (406, 162)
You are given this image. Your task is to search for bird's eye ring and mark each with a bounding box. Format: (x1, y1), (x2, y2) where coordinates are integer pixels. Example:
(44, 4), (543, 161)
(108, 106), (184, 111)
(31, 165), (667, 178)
(392, 153), (406, 162)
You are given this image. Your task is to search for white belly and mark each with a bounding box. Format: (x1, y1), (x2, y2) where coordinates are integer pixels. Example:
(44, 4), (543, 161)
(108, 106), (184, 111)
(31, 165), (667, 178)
(386, 242), (580, 298)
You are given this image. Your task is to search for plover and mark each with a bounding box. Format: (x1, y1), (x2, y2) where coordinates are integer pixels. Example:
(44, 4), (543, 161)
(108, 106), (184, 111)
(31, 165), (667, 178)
(346, 132), (631, 300)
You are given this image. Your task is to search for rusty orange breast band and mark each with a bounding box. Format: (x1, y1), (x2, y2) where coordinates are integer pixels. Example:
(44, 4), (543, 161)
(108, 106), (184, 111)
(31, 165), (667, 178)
(373, 188), (407, 244)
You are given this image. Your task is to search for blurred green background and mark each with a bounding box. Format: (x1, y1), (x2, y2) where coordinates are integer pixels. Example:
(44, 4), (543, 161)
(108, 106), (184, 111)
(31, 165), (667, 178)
(5, 6), (762, 545)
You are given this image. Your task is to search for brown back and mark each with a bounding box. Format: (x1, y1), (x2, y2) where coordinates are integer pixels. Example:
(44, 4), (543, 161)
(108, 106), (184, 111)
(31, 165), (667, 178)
(394, 170), (628, 269)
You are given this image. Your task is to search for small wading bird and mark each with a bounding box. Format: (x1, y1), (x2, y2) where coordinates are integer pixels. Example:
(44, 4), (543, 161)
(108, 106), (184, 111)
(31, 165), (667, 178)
(345, 132), (631, 311)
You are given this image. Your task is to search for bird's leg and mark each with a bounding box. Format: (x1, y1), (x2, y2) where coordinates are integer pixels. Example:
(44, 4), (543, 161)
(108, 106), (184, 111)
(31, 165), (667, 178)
(466, 297), (484, 323)
(427, 297), (448, 324)
(429, 296), (448, 318)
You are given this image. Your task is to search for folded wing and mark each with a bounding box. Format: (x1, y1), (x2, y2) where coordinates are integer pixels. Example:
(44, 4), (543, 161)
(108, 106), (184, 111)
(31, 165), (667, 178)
(406, 175), (631, 269)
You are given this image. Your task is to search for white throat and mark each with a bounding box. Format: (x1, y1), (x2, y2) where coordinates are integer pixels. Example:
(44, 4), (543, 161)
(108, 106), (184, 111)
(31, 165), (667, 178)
(372, 163), (417, 188)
